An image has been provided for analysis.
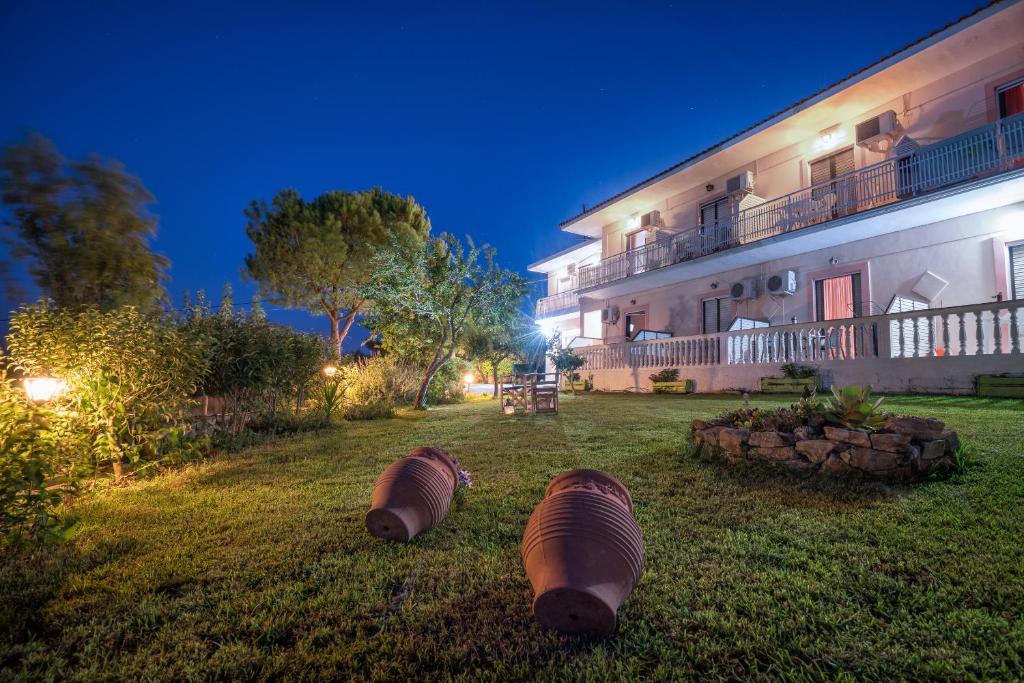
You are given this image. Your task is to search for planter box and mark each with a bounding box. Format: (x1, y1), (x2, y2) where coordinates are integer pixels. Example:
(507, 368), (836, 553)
(652, 380), (694, 394)
(760, 377), (817, 393)
(977, 375), (1024, 398)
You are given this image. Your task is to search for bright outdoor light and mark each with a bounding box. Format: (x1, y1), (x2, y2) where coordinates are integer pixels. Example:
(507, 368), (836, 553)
(464, 373), (475, 384)
(323, 364), (338, 378)
(22, 377), (66, 402)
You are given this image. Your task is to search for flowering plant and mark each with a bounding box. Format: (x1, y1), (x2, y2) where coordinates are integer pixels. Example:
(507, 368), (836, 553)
(452, 457), (473, 507)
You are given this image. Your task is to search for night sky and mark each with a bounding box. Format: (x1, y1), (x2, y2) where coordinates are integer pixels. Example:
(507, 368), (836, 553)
(0, 0), (977, 348)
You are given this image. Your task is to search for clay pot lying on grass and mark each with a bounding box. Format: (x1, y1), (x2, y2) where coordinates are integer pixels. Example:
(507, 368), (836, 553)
(365, 447), (458, 542)
(522, 469), (644, 637)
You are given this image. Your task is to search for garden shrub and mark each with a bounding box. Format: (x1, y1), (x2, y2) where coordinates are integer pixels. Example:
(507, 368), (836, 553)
(426, 358), (468, 405)
(780, 363), (818, 379)
(342, 355), (419, 409)
(649, 368), (680, 383)
(0, 370), (68, 546)
(7, 303), (207, 475)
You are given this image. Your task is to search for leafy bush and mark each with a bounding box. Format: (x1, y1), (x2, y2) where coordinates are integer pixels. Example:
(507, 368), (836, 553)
(7, 303), (207, 474)
(313, 378), (345, 424)
(426, 358), (468, 405)
(649, 368), (680, 383)
(343, 401), (395, 421)
(181, 299), (328, 434)
(0, 371), (67, 546)
(712, 407), (804, 433)
(780, 363), (818, 379)
(342, 355), (419, 409)
(823, 385), (887, 431)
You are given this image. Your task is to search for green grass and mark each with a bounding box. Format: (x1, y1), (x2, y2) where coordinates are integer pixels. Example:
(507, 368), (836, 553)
(2, 393), (1023, 681)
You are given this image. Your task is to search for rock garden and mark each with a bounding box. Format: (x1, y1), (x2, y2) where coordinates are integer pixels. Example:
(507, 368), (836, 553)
(691, 385), (962, 481)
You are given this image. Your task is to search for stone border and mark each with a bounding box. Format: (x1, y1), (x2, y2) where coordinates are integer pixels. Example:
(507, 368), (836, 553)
(691, 416), (959, 481)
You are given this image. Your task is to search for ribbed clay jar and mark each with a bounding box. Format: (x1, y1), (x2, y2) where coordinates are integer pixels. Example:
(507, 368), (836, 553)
(366, 447), (458, 542)
(521, 469), (644, 637)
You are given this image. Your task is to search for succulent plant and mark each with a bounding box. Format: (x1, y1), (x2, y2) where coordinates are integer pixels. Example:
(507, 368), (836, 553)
(823, 385), (887, 431)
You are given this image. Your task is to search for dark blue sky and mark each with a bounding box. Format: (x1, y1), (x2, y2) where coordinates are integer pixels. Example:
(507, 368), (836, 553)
(0, 0), (976, 347)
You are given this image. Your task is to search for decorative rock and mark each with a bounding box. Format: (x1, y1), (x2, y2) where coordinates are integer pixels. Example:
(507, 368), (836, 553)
(366, 447), (458, 542)
(691, 419), (707, 431)
(845, 447), (903, 472)
(795, 439), (835, 464)
(782, 459), (816, 473)
(749, 431), (795, 448)
(718, 428), (750, 455)
(522, 470), (644, 637)
(751, 446), (796, 461)
(940, 429), (960, 454)
(823, 426), (872, 448)
(822, 453), (857, 476)
(793, 426), (814, 441)
(870, 432), (912, 453)
(699, 426), (726, 447)
(921, 439), (947, 461)
(884, 416), (945, 441)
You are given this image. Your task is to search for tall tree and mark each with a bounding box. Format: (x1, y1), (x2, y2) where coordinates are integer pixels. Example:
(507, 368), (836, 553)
(244, 187), (430, 357)
(361, 233), (526, 410)
(0, 133), (169, 310)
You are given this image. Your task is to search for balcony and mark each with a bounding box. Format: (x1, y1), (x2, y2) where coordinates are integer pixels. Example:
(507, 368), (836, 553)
(577, 114), (1024, 291)
(535, 289), (580, 318)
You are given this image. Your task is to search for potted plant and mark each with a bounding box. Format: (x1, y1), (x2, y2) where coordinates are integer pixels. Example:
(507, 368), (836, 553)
(760, 363), (819, 394)
(649, 368), (693, 394)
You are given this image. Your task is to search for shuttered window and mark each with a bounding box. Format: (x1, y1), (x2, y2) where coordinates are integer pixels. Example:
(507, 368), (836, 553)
(810, 148), (855, 186)
(1011, 244), (1024, 300)
(701, 296), (733, 333)
(699, 197), (730, 232)
(998, 79), (1024, 119)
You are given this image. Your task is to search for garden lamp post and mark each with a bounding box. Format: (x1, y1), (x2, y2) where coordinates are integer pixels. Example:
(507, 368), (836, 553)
(22, 376), (66, 402)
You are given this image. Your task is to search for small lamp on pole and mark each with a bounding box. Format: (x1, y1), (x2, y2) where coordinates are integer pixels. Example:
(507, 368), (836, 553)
(22, 376), (66, 403)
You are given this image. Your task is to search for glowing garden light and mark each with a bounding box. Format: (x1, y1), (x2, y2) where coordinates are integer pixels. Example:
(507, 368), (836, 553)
(323, 364), (338, 378)
(22, 376), (66, 402)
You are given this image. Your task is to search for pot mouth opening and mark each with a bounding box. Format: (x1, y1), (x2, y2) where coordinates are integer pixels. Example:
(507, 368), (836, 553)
(544, 469), (633, 512)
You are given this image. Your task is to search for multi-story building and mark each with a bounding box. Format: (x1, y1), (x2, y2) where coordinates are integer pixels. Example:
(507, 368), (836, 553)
(530, 0), (1024, 393)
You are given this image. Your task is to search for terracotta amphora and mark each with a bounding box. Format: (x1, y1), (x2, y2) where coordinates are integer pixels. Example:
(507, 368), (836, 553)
(522, 469), (644, 636)
(366, 447), (458, 542)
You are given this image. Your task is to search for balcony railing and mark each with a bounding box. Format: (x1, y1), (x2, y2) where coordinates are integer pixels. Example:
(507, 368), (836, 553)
(535, 289), (580, 318)
(578, 113), (1024, 291)
(577, 299), (1023, 371)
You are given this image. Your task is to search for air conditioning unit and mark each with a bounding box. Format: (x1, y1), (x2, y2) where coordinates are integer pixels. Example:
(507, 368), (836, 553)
(566, 263), (576, 276)
(856, 110), (899, 151)
(726, 171), (755, 195)
(601, 305), (620, 324)
(730, 277), (758, 301)
(640, 210), (662, 228)
(766, 270), (797, 296)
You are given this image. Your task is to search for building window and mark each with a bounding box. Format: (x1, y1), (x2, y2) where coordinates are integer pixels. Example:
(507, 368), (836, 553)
(998, 79), (1024, 119)
(701, 296), (732, 333)
(1010, 244), (1024, 300)
(814, 273), (862, 321)
(624, 311), (647, 340)
(699, 197), (730, 235)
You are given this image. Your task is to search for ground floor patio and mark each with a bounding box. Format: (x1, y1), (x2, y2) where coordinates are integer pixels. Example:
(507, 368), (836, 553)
(2, 394), (1022, 680)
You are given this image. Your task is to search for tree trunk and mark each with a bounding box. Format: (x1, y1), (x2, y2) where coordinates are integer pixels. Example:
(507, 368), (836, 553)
(492, 366), (499, 399)
(337, 306), (361, 354)
(414, 346), (453, 410)
(329, 313), (342, 359)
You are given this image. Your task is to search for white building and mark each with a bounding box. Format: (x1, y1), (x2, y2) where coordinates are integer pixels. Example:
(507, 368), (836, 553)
(530, 0), (1024, 394)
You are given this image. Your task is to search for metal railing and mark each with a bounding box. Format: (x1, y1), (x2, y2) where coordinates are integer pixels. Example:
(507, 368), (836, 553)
(577, 113), (1024, 291)
(535, 289), (581, 317)
(577, 299), (1024, 371)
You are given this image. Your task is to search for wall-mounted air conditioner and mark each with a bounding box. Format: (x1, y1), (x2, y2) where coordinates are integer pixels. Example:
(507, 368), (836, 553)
(730, 277), (758, 301)
(856, 110), (899, 151)
(601, 305), (620, 324)
(766, 270), (797, 296)
(726, 171), (755, 195)
(640, 210), (662, 228)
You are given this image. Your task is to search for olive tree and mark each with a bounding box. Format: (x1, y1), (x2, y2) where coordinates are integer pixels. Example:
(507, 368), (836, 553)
(361, 234), (526, 409)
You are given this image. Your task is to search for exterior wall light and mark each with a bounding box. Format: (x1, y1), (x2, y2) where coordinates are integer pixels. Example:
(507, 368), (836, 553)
(829, 256), (840, 266)
(22, 377), (66, 402)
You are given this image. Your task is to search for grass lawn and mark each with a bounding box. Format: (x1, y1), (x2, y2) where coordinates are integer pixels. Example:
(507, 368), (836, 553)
(2, 393), (1023, 681)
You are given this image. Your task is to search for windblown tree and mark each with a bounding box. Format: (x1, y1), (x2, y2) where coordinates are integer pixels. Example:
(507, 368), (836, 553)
(0, 133), (169, 310)
(361, 233), (527, 410)
(244, 187), (430, 358)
